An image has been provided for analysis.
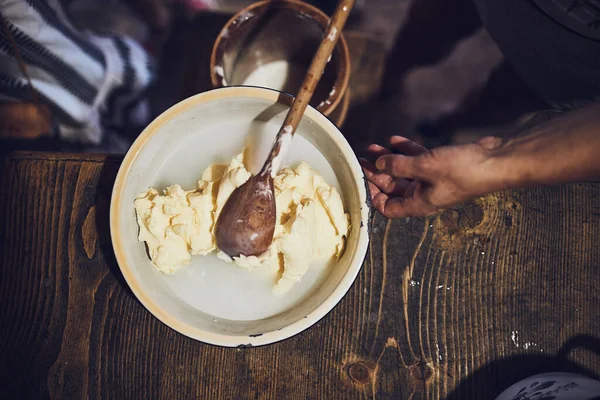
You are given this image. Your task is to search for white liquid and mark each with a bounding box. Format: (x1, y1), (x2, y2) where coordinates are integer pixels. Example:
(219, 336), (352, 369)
(156, 119), (342, 321)
(241, 60), (306, 93)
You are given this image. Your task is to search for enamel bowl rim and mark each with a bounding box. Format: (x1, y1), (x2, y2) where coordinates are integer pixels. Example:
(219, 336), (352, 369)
(109, 86), (371, 347)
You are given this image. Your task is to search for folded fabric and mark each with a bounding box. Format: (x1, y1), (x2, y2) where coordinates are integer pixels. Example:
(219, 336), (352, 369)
(0, 0), (153, 145)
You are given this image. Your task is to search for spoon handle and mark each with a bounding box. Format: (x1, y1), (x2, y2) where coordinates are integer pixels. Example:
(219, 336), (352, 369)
(260, 0), (356, 177)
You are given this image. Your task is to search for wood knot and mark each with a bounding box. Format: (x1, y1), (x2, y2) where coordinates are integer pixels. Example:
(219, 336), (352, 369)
(440, 203), (484, 236)
(348, 362), (371, 385)
(504, 211), (513, 227)
(409, 361), (434, 384)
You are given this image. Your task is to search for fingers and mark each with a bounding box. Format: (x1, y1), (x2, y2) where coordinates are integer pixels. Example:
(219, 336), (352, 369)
(363, 138), (438, 218)
(367, 181), (381, 200)
(360, 157), (377, 175)
(360, 158), (411, 196)
(365, 137), (428, 179)
(375, 154), (423, 179)
(370, 190), (435, 218)
(364, 161), (438, 218)
(389, 136), (428, 155)
(368, 137), (427, 158)
(366, 144), (391, 161)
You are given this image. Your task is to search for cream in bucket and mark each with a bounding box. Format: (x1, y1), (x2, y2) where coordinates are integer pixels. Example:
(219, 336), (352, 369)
(210, 0), (351, 125)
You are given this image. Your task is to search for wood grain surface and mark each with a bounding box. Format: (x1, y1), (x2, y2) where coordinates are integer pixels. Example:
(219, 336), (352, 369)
(1, 152), (600, 399)
(1, 11), (600, 400)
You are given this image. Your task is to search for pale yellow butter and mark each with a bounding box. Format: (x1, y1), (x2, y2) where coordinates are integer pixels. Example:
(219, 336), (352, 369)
(134, 151), (350, 293)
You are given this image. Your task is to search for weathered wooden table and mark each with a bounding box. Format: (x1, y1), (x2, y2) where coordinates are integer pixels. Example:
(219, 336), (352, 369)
(2, 14), (600, 400)
(3, 154), (600, 400)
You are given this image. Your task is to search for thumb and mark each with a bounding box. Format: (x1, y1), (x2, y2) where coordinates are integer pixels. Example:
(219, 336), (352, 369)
(375, 154), (425, 179)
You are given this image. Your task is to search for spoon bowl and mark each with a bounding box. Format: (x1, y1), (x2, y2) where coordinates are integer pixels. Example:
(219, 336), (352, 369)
(215, 173), (276, 257)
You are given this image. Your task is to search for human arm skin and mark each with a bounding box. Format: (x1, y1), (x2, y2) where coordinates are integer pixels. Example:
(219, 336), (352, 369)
(362, 103), (600, 218)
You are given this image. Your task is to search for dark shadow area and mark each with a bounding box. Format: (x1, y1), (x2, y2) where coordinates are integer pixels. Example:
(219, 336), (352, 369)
(371, 0), (548, 148)
(147, 9), (231, 118)
(428, 62), (548, 144)
(301, 0), (366, 26)
(341, 94), (380, 153)
(447, 335), (600, 400)
(94, 156), (134, 297)
(0, 138), (61, 179)
(380, 0), (482, 100)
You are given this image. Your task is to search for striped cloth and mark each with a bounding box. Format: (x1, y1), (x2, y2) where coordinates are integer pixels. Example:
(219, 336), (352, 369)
(0, 0), (153, 146)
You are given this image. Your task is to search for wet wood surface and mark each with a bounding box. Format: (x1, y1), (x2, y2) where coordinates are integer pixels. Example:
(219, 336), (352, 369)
(2, 13), (600, 400)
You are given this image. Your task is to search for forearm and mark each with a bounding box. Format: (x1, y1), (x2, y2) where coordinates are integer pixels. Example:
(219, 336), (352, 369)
(488, 103), (600, 190)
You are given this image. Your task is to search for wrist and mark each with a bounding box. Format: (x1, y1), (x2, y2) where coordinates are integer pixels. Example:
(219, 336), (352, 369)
(476, 136), (530, 193)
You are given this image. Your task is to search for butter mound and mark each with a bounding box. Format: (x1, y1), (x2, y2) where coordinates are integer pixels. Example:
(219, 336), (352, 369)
(134, 151), (350, 293)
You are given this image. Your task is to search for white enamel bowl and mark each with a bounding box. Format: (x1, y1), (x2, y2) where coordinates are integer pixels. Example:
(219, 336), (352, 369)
(110, 86), (370, 347)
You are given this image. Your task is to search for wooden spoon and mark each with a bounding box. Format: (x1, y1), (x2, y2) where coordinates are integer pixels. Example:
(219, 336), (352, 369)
(215, 0), (355, 258)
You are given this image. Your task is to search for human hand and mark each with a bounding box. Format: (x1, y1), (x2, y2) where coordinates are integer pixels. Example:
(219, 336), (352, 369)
(361, 136), (506, 218)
